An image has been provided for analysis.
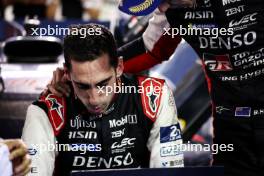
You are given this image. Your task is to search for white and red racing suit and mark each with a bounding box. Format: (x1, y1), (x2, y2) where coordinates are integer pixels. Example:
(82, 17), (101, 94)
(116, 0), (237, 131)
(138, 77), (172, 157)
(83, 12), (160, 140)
(22, 75), (184, 176)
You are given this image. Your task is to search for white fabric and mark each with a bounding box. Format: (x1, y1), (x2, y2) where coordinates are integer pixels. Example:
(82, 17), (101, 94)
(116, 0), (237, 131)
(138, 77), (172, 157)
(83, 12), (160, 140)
(22, 105), (57, 176)
(0, 143), (13, 176)
(147, 83), (184, 167)
(143, 9), (171, 51)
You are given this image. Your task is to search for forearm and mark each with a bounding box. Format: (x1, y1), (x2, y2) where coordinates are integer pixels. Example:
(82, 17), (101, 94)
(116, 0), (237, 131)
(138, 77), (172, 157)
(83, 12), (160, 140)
(121, 9), (181, 73)
(22, 105), (56, 175)
(148, 83), (184, 167)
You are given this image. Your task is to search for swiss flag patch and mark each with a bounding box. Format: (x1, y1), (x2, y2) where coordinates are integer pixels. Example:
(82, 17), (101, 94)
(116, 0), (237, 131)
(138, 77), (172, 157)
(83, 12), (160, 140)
(138, 76), (165, 122)
(40, 94), (66, 136)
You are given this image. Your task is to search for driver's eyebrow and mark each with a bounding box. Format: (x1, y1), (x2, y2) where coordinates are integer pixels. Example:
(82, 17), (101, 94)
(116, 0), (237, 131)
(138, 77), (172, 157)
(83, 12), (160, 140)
(73, 76), (112, 88)
(95, 76), (112, 87)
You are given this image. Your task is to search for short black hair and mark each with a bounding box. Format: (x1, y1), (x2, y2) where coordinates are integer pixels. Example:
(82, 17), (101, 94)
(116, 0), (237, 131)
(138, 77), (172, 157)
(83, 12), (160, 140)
(63, 23), (118, 69)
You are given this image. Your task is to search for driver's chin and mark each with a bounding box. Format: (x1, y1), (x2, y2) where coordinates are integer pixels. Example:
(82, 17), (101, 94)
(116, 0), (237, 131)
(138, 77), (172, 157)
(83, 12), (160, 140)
(86, 104), (107, 114)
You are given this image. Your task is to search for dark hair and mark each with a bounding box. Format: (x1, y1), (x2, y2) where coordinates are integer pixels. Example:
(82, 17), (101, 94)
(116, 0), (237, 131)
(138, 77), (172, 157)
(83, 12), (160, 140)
(63, 23), (118, 69)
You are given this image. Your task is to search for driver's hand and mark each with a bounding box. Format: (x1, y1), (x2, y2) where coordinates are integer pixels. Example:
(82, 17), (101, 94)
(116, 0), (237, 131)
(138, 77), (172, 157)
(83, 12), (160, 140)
(2, 139), (31, 176)
(43, 67), (71, 97)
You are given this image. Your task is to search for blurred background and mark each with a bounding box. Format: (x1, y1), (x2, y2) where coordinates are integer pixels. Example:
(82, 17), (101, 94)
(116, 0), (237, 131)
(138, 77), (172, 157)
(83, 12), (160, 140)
(0, 0), (212, 167)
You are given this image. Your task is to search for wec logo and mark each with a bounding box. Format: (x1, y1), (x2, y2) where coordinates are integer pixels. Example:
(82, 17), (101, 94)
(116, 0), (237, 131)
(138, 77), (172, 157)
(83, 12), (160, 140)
(111, 138), (136, 149)
(229, 13), (257, 28)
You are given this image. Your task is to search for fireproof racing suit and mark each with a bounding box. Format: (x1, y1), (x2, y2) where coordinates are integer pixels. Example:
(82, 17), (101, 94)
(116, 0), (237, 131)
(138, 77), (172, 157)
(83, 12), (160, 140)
(22, 75), (184, 176)
(119, 0), (264, 175)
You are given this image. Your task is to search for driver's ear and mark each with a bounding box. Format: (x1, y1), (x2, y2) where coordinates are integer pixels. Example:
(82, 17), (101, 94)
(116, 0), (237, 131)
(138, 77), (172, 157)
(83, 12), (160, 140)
(116, 57), (124, 77)
(63, 63), (71, 81)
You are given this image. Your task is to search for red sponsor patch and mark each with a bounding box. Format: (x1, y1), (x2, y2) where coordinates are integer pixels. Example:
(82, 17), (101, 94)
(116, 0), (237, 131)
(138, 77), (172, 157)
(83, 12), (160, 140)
(40, 94), (66, 136)
(138, 76), (165, 121)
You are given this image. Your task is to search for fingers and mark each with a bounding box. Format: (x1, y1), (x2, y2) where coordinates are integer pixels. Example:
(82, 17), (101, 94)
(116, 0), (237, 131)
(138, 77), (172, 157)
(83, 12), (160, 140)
(62, 73), (70, 82)
(54, 82), (71, 97)
(4, 139), (19, 151)
(3, 139), (27, 161)
(9, 142), (27, 161)
(47, 67), (71, 97)
(54, 67), (64, 83)
(13, 155), (31, 176)
(47, 84), (63, 97)
(42, 88), (49, 96)
(3, 139), (31, 175)
(158, 1), (170, 12)
(14, 166), (31, 176)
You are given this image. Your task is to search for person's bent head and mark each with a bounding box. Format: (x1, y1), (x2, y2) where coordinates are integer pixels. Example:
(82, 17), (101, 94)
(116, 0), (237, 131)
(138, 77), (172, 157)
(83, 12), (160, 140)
(63, 23), (123, 114)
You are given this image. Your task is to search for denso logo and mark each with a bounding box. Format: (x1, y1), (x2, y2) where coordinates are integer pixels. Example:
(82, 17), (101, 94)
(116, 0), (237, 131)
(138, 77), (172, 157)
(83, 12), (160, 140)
(229, 13), (257, 28)
(199, 31), (257, 50)
(222, 0), (241, 6)
(111, 138), (136, 149)
(73, 152), (134, 168)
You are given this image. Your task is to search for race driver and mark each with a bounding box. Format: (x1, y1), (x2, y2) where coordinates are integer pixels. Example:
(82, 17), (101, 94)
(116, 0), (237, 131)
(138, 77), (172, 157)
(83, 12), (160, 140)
(119, 0), (264, 176)
(22, 23), (184, 175)
(47, 0), (264, 175)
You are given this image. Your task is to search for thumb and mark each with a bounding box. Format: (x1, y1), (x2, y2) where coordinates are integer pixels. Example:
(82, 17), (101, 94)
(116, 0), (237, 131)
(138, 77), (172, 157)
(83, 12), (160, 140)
(158, 1), (171, 12)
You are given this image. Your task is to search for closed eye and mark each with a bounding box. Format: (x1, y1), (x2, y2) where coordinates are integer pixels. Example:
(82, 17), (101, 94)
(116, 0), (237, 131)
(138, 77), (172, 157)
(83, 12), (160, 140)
(76, 83), (91, 90)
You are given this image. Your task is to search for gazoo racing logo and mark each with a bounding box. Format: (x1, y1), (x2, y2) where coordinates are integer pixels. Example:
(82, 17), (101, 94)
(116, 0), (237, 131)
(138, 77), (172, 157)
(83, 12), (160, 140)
(203, 53), (233, 71)
(229, 13), (258, 30)
(111, 138), (136, 149)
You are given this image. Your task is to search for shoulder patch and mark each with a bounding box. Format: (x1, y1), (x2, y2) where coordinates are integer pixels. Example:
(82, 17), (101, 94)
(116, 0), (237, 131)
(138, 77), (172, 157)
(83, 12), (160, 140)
(39, 94), (66, 136)
(138, 76), (165, 122)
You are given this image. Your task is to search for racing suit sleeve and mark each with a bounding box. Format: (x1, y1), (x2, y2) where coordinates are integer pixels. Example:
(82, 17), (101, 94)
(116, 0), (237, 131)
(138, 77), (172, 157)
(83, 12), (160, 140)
(147, 83), (184, 168)
(123, 9), (182, 73)
(22, 104), (56, 176)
